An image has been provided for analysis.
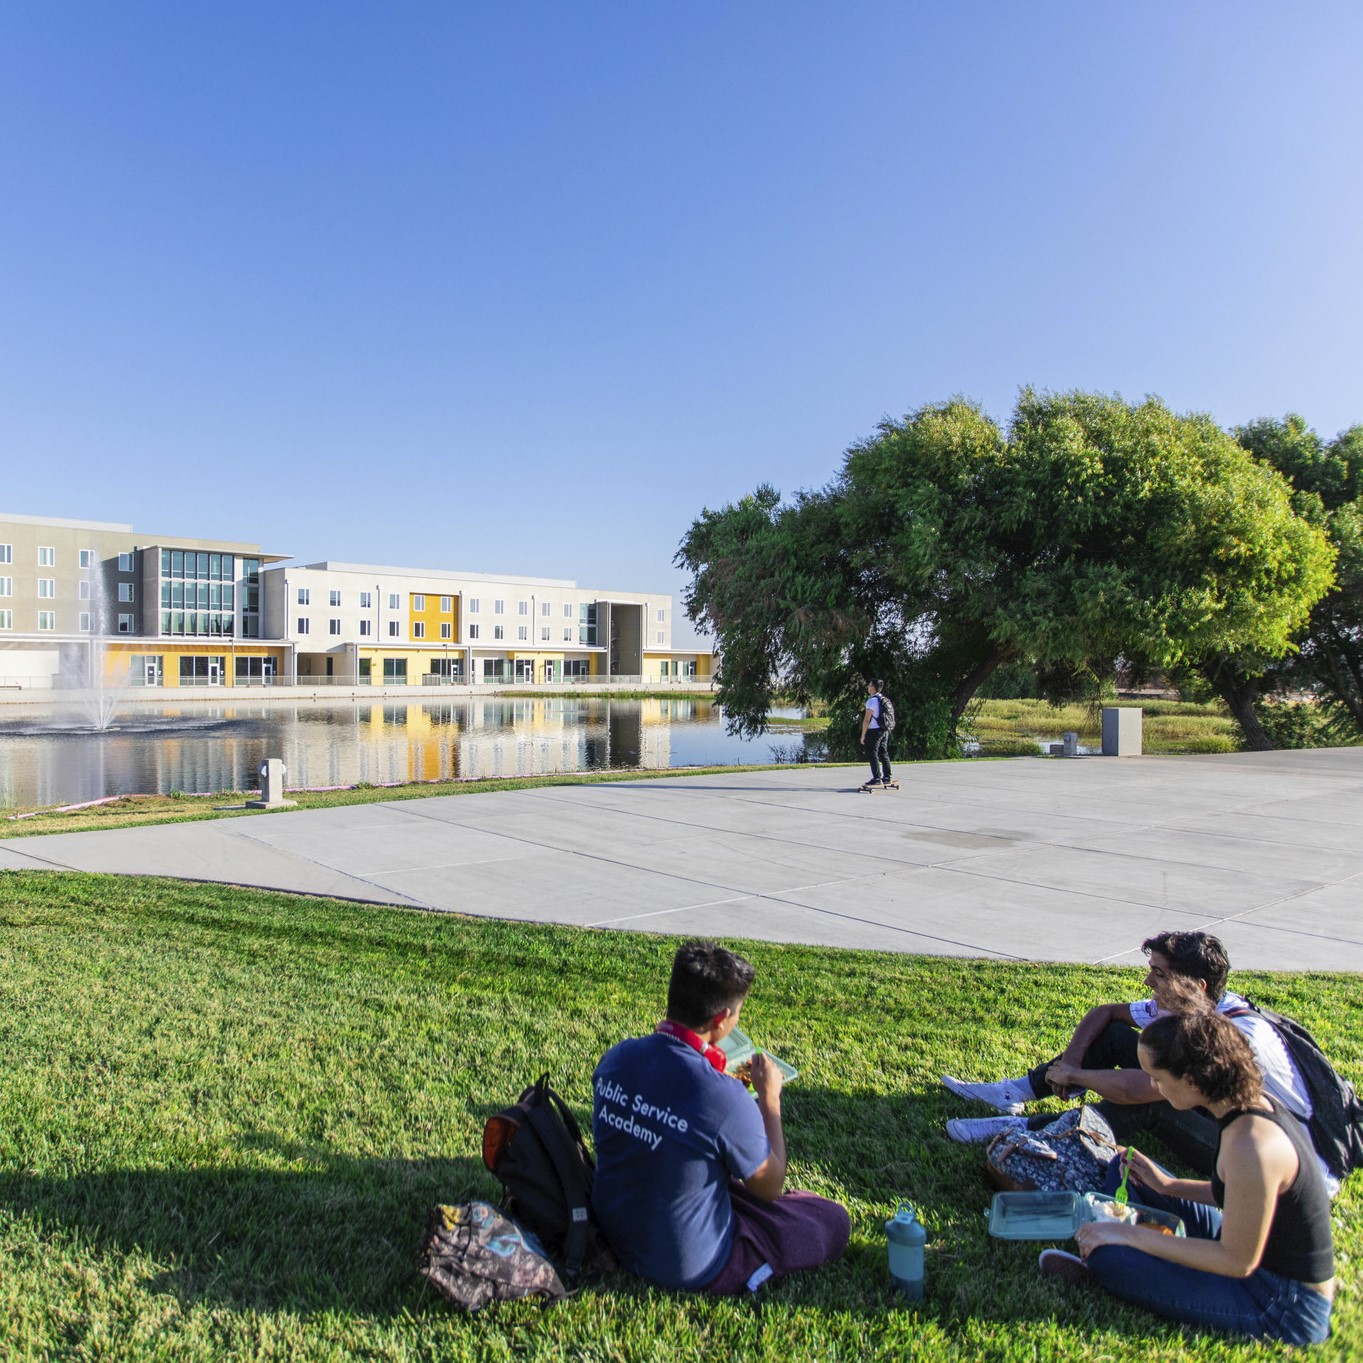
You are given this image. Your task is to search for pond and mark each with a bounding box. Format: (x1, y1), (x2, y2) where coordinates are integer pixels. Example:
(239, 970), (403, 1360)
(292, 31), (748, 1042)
(0, 697), (826, 810)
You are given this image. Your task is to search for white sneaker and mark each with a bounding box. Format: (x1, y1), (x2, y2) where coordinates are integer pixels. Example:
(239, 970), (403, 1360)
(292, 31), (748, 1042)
(945, 1115), (1026, 1144)
(940, 1074), (1032, 1115)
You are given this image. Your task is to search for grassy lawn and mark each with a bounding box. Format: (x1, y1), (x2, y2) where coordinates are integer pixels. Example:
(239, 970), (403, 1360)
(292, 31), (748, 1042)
(0, 763), (831, 838)
(966, 699), (1240, 757)
(2, 873), (1359, 1361)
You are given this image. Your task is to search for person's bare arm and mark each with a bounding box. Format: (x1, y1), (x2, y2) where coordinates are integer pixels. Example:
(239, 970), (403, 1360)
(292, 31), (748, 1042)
(1118, 1145), (1217, 1207)
(1077, 1120), (1289, 1277)
(859, 705), (872, 744)
(1044, 1058), (1162, 1105)
(1043, 1001), (1146, 1100)
(742, 1054), (788, 1202)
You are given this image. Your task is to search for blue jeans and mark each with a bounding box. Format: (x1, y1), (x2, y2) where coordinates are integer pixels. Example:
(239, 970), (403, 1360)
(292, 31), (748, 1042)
(1085, 1159), (1332, 1344)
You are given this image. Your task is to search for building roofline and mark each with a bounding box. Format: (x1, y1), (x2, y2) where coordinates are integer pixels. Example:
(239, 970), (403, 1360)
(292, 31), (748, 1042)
(288, 561), (580, 588)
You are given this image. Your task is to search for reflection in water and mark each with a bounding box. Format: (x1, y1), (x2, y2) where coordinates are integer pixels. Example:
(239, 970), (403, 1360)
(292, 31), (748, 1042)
(0, 699), (820, 809)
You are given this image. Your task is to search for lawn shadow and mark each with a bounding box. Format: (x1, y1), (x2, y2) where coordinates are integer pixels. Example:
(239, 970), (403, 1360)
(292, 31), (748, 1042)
(0, 1137), (495, 1317)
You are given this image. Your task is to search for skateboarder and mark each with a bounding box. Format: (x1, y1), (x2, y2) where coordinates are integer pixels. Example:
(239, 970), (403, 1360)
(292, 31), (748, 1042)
(859, 679), (897, 790)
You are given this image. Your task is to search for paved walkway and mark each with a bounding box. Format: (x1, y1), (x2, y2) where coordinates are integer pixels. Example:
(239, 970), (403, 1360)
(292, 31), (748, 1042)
(3, 749), (1362, 970)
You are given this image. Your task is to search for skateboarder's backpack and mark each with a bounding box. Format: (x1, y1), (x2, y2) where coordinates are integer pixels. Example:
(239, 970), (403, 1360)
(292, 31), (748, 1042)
(482, 1073), (615, 1283)
(1225, 1002), (1363, 1182)
(877, 694), (896, 731)
(418, 1200), (568, 1312)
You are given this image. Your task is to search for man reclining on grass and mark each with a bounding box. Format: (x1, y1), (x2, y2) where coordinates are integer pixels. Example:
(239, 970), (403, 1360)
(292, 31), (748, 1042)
(941, 930), (1339, 1193)
(591, 939), (850, 1294)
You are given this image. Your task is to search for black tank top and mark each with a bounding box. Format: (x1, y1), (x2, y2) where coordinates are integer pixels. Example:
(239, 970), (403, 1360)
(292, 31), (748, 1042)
(1211, 1104), (1334, 1283)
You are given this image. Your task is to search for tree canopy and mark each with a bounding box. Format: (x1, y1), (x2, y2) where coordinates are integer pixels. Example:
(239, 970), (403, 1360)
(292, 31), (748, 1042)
(678, 392), (1336, 757)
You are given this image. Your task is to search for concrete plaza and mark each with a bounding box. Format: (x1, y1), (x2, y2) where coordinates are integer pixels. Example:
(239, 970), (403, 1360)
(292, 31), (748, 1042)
(2, 748), (1361, 971)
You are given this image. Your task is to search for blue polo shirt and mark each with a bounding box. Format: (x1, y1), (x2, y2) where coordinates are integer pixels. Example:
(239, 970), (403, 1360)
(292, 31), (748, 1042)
(592, 1032), (771, 1289)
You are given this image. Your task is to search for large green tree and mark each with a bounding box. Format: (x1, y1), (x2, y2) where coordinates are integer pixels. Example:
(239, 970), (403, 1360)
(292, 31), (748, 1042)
(679, 392), (1334, 757)
(1230, 416), (1363, 741)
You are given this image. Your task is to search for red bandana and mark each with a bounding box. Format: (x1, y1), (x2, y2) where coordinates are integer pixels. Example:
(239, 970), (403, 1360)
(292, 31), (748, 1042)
(656, 1019), (729, 1073)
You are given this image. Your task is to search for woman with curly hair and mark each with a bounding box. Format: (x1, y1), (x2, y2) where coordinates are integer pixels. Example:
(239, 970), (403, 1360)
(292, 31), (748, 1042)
(1040, 992), (1334, 1345)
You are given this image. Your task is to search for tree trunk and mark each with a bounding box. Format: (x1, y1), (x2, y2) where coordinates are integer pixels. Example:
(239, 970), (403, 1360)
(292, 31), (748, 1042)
(950, 654), (1006, 728)
(1210, 672), (1275, 752)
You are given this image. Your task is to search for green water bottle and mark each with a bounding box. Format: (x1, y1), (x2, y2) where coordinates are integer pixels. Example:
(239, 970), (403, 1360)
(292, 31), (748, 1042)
(885, 1201), (926, 1300)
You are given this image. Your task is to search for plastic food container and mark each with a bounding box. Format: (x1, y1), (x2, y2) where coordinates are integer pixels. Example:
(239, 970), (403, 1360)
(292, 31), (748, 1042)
(988, 1190), (1185, 1240)
(717, 1027), (799, 1083)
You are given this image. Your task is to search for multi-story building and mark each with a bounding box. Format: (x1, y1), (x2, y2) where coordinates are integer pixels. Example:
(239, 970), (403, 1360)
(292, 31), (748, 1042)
(0, 514), (711, 690)
(260, 561), (711, 686)
(0, 513), (290, 689)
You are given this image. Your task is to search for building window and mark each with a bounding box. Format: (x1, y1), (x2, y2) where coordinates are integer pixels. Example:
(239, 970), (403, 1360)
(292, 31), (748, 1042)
(118, 614), (134, 633)
(330, 618), (342, 636)
(657, 631), (665, 644)
(38, 611), (55, 630)
(0, 578), (11, 597)
(441, 622), (452, 640)
(563, 627), (571, 642)
(541, 601), (551, 616)
(493, 624), (504, 640)
(118, 552), (134, 572)
(119, 583), (135, 602)
(517, 625), (528, 641)
(469, 597), (480, 613)
(297, 618), (310, 635)
(564, 603), (573, 617)
(388, 593), (400, 609)
(440, 596), (452, 612)
(359, 619), (372, 637)
(518, 600), (529, 616)
(413, 594), (426, 611)
(39, 546), (55, 567)
(388, 621), (400, 637)
(79, 580), (91, 599)
(541, 626), (550, 641)
(413, 622), (426, 639)
(80, 549), (95, 568)
(0, 544), (10, 564)
(383, 658), (407, 683)
(657, 609), (666, 622)
(329, 590), (342, 607)
(359, 591), (372, 609)
(494, 599), (504, 614)
(297, 587), (310, 605)
(38, 579), (55, 598)
(0, 610), (11, 629)
(469, 623), (480, 639)
(80, 612), (92, 632)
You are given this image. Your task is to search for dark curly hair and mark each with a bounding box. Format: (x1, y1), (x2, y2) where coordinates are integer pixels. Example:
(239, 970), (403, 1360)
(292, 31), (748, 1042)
(1138, 1006), (1262, 1109)
(1142, 930), (1230, 1001)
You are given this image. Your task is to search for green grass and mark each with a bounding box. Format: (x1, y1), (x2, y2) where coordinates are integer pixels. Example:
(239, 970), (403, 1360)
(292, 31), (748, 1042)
(1, 763), (842, 838)
(2, 872), (1359, 1361)
(966, 700), (1240, 757)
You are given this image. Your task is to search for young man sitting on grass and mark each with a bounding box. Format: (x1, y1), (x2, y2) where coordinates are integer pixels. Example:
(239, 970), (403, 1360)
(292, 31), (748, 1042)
(591, 939), (850, 1294)
(941, 930), (1339, 1193)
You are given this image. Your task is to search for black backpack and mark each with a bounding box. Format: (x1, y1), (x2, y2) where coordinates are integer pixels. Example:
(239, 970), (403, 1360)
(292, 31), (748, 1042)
(877, 694), (896, 731)
(1226, 1001), (1363, 1182)
(482, 1074), (615, 1283)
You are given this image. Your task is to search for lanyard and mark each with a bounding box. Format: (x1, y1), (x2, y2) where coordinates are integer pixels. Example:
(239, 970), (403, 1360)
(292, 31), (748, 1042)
(656, 1018), (729, 1073)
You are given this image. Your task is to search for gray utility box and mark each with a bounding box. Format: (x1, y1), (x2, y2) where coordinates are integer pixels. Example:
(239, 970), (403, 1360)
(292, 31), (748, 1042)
(248, 757), (296, 809)
(1101, 707), (1142, 757)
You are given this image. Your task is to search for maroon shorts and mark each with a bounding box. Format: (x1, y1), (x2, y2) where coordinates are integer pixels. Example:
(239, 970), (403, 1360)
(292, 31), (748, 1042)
(701, 1181), (851, 1295)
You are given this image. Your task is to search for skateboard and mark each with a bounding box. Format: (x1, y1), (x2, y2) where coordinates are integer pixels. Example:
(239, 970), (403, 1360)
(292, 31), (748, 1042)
(858, 780), (900, 792)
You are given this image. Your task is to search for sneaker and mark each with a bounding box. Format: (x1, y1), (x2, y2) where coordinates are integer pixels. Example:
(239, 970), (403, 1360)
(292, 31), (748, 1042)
(940, 1074), (1032, 1115)
(946, 1115), (1026, 1144)
(1038, 1249), (1092, 1287)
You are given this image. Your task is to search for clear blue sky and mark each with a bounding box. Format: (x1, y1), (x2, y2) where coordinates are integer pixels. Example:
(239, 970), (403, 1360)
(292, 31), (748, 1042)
(2, 3), (1360, 642)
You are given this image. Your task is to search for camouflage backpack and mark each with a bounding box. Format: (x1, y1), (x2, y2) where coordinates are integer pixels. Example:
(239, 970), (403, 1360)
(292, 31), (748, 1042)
(418, 1201), (568, 1312)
